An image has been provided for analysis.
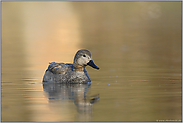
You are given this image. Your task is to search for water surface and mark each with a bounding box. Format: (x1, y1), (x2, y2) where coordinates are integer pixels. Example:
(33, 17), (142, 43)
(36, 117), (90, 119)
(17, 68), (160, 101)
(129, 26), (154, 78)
(1, 1), (182, 122)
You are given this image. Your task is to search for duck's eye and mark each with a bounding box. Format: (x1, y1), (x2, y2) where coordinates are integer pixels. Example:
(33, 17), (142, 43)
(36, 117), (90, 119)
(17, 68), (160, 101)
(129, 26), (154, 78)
(83, 55), (86, 57)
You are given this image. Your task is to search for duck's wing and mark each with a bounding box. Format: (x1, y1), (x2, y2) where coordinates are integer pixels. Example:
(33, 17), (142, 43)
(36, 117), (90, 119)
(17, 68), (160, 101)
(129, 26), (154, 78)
(47, 62), (68, 74)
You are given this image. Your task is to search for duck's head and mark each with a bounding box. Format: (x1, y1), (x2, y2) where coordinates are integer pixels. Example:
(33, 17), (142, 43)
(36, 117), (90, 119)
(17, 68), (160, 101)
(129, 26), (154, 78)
(73, 49), (99, 70)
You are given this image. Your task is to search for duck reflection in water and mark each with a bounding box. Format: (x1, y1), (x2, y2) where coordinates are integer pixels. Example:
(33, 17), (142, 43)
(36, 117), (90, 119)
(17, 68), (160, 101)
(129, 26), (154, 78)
(43, 83), (99, 113)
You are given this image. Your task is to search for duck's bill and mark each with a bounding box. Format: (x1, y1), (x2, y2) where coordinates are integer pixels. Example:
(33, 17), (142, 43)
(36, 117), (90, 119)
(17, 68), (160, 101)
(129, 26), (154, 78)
(87, 60), (99, 69)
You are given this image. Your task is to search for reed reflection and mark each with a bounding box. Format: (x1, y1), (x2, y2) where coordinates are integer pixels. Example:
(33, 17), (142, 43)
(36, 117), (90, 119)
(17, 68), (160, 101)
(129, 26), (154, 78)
(43, 83), (99, 114)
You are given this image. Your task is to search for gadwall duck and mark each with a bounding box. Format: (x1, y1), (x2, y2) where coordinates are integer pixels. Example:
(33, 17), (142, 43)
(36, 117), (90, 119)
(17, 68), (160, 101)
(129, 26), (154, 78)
(43, 49), (99, 83)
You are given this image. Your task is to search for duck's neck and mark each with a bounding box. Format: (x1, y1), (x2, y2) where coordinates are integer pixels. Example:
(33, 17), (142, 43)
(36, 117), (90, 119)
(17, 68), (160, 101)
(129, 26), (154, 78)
(73, 63), (85, 72)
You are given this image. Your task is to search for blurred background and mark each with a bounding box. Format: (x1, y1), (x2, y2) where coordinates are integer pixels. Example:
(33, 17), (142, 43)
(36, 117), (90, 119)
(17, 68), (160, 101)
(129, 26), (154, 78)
(1, 1), (182, 122)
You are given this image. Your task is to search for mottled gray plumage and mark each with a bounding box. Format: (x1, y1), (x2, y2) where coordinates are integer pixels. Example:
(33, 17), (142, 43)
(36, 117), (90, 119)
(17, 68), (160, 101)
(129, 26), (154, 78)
(43, 49), (99, 83)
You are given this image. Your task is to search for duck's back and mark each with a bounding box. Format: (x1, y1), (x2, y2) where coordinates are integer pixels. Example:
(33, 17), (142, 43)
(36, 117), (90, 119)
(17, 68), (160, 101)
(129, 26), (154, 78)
(43, 62), (91, 83)
(43, 62), (70, 82)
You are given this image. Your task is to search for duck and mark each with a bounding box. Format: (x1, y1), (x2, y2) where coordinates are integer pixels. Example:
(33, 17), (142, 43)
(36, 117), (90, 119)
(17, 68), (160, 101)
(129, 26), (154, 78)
(43, 49), (99, 83)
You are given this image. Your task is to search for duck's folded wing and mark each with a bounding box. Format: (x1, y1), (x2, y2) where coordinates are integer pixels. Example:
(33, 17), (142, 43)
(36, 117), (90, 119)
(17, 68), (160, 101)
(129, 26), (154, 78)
(47, 62), (68, 74)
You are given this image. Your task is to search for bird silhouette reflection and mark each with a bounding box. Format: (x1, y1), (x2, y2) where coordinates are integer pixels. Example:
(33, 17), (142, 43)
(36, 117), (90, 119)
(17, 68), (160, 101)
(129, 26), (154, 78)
(43, 82), (99, 113)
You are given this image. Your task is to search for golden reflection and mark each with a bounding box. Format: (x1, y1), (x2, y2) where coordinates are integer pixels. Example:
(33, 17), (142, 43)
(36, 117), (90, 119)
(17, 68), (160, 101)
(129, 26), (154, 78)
(2, 1), (81, 122)
(22, 2), (81, 122)
(23, 2), (81, 71)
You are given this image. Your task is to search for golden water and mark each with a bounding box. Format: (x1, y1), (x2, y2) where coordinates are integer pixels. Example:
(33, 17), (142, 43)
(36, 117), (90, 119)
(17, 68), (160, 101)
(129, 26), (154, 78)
(1, 1), (182, 122)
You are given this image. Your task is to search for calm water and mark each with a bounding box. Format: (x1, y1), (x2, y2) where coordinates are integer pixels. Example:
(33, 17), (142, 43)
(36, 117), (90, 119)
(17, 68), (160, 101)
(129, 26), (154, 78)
(2, 1), (182, 122)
